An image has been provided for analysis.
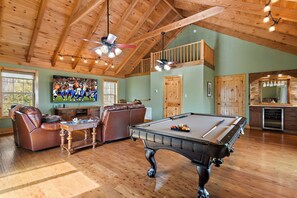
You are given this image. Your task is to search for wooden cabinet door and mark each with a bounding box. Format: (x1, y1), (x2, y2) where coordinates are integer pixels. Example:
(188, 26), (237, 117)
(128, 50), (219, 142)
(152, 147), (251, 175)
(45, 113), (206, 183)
(249, 106), (262, 128)
(215, 74), (246, 117)
(164, 76), (182, 118)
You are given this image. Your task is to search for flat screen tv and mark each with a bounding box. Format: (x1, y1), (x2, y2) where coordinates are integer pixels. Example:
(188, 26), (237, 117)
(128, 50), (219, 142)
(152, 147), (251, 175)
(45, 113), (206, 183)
(52, 75), (97, 102)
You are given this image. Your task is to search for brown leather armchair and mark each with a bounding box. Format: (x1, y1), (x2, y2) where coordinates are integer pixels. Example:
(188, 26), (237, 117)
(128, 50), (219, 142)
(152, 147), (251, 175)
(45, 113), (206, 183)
(96, 104), (146, 143)
(14, 106), (61, 151)
(9, 104), (25, 146)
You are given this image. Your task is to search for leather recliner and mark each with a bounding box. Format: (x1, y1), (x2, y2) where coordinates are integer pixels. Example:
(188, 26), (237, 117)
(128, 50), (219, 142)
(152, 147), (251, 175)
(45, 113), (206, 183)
(96, 104), (146, 143)
(14, 106), (61, 151)
(9, 104), (25, 146)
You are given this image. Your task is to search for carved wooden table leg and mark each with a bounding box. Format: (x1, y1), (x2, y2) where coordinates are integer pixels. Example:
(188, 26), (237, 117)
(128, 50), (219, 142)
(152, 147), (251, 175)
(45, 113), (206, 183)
(145, 148), (157, 177)
(92, 127), (96, 148)
(197, 165), (211, 198)
(84, 129), (88, 140)
(67, 131), (72, 155)
(60, 129), (65, 151)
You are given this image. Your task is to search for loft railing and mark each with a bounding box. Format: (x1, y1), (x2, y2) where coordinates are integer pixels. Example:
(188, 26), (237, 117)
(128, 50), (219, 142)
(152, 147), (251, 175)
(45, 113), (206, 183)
(151, 40), (214, 71)
(128, 40), (214, 76)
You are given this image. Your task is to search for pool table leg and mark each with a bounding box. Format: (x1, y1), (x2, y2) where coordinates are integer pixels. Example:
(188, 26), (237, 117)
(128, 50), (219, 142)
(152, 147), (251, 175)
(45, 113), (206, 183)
(197, 165), (211, 198)
(145, 148), (157, 177)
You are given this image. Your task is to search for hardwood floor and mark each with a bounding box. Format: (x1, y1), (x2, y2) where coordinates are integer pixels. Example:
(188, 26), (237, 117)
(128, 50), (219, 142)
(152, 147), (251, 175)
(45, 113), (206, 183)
(0, 129), (296, 198)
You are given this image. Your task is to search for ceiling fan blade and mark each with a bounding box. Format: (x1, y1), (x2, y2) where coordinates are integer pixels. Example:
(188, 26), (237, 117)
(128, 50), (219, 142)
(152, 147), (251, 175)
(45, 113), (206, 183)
(156, 60), (163, 64)
(167, 61), (174, 65)
(116, 44), (137, 48)
(106, 33), (117, 44)
(89, 46), (102, 51)
(81, 38), (102, 44)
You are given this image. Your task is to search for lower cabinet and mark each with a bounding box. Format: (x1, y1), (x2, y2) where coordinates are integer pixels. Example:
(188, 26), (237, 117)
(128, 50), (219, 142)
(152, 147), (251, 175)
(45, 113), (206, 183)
(284, 108), (297, 131)
(249, 106), (262, 129)
(249, 106), (297, 132)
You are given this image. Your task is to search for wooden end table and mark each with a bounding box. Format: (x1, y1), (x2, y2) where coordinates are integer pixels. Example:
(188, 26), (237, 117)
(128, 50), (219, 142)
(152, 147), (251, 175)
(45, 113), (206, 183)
(60, 119), (99, 155)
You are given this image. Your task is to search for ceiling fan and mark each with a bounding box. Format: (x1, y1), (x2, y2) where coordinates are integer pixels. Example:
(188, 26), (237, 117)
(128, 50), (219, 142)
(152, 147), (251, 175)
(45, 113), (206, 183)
(155, 32), (173, 71)
(82, 0), (136, 58)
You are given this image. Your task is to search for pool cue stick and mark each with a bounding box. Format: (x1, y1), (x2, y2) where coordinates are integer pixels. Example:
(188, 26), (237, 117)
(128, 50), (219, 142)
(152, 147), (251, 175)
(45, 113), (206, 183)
(202, 119), (225, 138)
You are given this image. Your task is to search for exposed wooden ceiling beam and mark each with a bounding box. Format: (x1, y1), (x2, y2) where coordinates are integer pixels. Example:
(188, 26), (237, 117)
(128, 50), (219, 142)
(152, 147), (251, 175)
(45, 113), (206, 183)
(179, 0), (297, 22)
(128, 6), (225, 44)
(202, 16), (297, 49)
(51, 0), (83, 67)
(69, 0), (105, 26)
(72, 1), (107, 70)
(26, 0), (48, 63)
(162, 0), (183, 18)
(195, 21), (297, 55)
(111, 0), (140, 33)
(113, 6), (172, 74)
(182, 10), (297, 37)
(125, 0), (162, 42)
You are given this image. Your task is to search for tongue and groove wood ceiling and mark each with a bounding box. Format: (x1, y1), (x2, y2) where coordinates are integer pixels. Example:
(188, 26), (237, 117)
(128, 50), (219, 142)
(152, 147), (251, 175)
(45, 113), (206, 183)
(0, 0), (297, 77)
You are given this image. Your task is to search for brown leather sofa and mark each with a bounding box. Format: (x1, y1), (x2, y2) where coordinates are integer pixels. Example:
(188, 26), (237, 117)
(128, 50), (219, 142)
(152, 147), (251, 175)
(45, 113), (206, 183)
(9, 104), (25, 146)
(14, 106), (61, 151)
(96, 104), (146, 143)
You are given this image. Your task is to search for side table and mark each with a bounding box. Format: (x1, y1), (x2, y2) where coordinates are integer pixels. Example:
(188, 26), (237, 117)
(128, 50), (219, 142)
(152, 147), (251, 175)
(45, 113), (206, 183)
(60, 119), (99, 155)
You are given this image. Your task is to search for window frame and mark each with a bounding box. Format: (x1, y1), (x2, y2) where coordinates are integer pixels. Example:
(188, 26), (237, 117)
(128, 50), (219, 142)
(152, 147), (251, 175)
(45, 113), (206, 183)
(102, 79), (118, 107)
(0, 67), (39, 118)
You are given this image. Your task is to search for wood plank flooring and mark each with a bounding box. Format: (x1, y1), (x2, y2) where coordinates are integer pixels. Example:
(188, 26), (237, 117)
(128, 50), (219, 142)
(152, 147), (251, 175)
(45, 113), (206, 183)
(0, 129), (297, 197)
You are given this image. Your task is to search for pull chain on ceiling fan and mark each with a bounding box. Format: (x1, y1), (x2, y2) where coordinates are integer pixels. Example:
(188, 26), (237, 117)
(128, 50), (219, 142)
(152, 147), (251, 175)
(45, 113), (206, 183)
(155, 32), (173, 71)
(82, 0), (136, 59)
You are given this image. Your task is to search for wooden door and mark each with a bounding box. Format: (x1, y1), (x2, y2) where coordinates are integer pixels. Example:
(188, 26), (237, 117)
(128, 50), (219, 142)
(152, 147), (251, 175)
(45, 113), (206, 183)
(164, 76), (182, 118)
(215, 74), (246, 117)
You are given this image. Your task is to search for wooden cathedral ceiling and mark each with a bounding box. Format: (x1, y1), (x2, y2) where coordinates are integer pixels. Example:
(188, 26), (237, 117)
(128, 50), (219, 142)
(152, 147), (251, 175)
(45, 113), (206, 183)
(0, 0), (297, 77)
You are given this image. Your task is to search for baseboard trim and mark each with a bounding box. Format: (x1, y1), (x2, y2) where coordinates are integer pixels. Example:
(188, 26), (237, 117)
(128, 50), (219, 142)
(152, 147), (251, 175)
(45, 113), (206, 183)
(0, 127), (13, 136)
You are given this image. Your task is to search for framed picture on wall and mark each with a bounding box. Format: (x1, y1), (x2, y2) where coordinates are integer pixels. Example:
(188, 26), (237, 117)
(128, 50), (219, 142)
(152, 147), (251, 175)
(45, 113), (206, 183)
(207, 81), (212, 97)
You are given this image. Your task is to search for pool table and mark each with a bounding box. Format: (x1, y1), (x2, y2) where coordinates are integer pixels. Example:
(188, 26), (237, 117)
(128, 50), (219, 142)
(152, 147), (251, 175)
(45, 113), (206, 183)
(130, 113), (246, 198)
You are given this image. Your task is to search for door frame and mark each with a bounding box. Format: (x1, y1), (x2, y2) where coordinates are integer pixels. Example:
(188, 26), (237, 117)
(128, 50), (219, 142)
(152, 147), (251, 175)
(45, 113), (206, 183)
(215, 74), (246, 116)
(163, 75), (183, 118)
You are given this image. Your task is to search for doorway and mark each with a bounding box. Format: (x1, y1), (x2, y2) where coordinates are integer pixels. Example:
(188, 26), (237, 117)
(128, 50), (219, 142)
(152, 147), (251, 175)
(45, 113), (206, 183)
(164, 76), (182, 118)
(215, 74), (246, 116)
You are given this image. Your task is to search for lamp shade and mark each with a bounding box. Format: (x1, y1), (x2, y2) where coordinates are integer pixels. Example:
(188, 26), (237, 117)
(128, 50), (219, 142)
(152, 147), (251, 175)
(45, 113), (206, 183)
(101, 45), (109, 54)
(108, 51), (115, 58)
(115, 48), (122, 56)
(95, 48), (103, 56)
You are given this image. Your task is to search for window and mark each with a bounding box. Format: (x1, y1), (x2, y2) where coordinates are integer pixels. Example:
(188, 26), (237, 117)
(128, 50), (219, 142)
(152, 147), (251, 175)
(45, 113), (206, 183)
(0, 69), (38, 117)
(103, 80), (117, 106)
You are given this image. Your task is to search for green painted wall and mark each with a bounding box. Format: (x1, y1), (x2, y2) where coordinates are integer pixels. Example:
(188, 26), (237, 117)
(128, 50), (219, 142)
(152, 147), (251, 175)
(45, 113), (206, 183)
(125, 75), (150, 106)
(168, 25), (297, 122)
(0, 62), (126, 128)
(150, 65), (213, 120)
(126, 25), (297, 121)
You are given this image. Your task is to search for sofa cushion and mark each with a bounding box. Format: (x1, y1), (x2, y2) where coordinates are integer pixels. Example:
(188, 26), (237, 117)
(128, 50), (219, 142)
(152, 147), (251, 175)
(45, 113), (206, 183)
(41, 122), (61, 131)
(42, 115), (61, 123)
(127, 104), (145, 109)
(19, 106), (42, 127)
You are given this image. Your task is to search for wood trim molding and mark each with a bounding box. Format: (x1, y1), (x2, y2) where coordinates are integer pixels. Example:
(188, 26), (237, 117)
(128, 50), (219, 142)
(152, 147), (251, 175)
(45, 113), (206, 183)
(0, 128), (13, 136)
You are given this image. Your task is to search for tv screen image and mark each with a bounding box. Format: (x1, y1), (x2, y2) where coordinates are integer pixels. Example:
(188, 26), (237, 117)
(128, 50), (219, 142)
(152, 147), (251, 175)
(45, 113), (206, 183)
(52, 75), (97, 102)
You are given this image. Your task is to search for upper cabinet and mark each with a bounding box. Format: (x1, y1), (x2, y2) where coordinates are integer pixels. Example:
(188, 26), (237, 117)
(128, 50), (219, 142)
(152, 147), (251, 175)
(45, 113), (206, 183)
(249, 69), (297, 106)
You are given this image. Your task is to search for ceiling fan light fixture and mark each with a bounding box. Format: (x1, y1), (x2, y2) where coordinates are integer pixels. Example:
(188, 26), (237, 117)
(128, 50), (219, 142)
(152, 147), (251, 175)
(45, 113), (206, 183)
(164, 65), (171, 71)
(95, 48), (103, 56)
(101, 45), (109, 54)
(108, 51), (115, 58)
(115, 48), (122, 56)
(155, 65), (161, 72)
